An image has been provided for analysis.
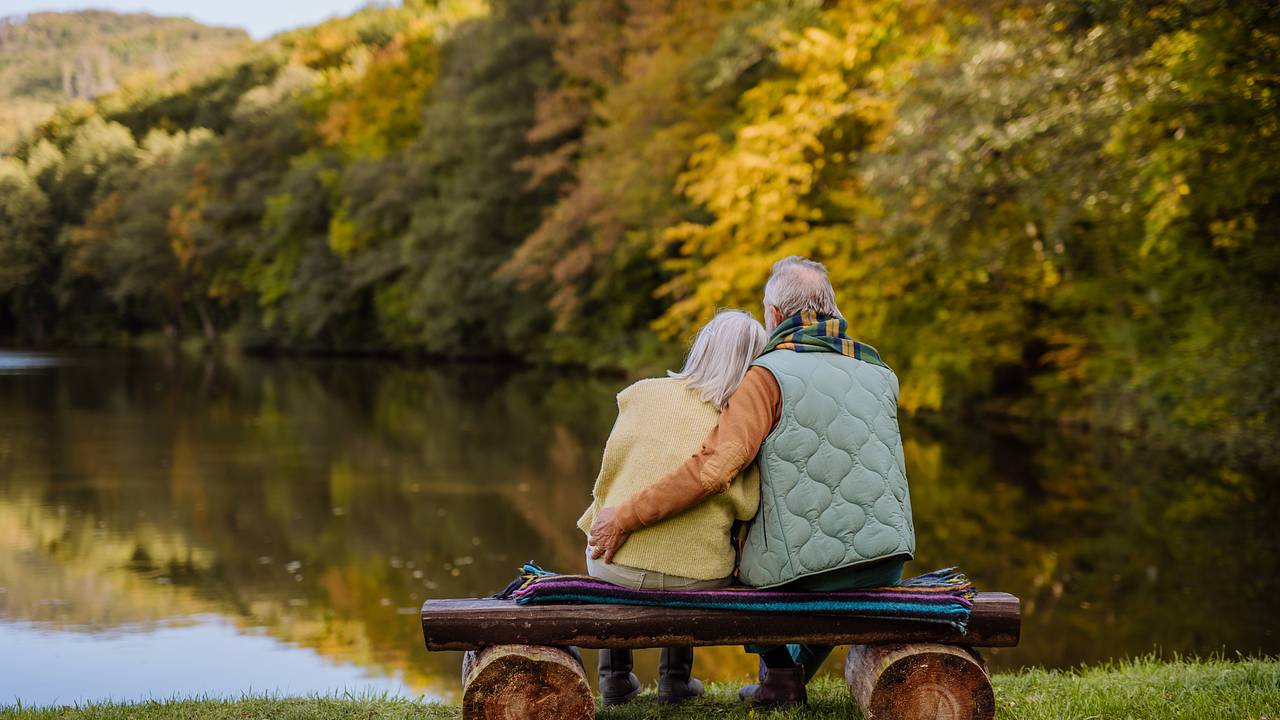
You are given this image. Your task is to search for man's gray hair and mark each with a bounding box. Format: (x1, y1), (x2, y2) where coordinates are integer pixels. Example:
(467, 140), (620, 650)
(763, 256), (842, 318)
(669, 310), (767, 409)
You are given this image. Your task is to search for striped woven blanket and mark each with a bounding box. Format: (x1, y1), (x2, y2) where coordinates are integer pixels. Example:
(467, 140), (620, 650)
(498, 564), (978, 633)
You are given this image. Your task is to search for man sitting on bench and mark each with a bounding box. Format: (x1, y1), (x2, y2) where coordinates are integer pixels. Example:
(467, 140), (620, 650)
(590, 256), (916, 709)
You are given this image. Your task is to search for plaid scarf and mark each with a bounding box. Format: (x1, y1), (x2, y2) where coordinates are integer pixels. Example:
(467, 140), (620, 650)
(763, 310), (889, 369)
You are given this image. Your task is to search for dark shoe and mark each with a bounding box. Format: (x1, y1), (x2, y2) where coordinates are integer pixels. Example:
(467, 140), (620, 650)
(657, 646), (705, 704)
(598, 648), (641, 706)
(738, 664), (807, 708)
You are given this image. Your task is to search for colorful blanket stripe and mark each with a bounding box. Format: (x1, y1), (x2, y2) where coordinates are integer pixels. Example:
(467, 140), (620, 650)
(499, 565), (977, 633)
(762, 310), (889, 369)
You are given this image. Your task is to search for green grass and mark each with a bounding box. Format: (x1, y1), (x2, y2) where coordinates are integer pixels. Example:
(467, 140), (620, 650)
(3, 657), (1276, 719)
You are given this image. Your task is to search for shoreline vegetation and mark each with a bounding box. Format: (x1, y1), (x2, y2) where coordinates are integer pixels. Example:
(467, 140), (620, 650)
(1, 2), (1278, 463)
(2, 657), (1277, 719)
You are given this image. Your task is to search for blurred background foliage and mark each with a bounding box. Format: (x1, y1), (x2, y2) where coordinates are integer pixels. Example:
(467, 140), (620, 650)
(0, 0), (1276, 461)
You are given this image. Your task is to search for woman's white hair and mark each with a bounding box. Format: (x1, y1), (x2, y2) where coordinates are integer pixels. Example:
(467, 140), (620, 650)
(668, 310), (768, 409)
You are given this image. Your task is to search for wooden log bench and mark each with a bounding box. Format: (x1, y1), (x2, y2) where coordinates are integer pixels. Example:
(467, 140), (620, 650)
(422, 592), (1020, 720)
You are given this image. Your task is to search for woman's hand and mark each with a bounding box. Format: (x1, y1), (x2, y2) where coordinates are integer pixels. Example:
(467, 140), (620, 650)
(588, 506), (630, 563)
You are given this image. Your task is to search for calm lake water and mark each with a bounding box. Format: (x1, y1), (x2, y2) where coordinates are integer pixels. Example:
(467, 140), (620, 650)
(0, 350), (1276, 706)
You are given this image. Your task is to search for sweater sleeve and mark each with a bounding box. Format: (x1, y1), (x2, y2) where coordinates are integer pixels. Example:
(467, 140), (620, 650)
(613, 367), (782, 532)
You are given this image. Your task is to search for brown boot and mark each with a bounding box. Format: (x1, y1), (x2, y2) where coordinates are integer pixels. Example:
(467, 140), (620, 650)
(738, 664), (807, 708)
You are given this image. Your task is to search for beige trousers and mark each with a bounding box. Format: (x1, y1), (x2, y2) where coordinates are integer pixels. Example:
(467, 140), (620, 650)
(585, 548), (731, 591)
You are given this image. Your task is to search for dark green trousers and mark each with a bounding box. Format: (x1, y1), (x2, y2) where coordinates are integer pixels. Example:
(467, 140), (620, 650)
(747, 558), (906, 683)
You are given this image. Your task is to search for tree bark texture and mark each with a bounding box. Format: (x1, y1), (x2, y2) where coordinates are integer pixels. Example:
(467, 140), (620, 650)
(845, 643), (995, 720)
(461, 644), (594, 720)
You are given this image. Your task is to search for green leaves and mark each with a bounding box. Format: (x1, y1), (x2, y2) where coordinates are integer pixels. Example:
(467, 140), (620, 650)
(0, 159), (51, 295)
(0, 0), (1275, 457)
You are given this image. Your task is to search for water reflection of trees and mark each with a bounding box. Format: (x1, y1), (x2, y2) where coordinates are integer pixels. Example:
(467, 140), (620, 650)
(904, 416), (1280, 669)
(0, 354), (624, 697)
(0, 353), (1275, 696)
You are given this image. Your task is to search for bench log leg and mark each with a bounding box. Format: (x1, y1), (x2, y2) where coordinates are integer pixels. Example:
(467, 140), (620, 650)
(461, 644), (594, 720)
(844, 644), (994, 720)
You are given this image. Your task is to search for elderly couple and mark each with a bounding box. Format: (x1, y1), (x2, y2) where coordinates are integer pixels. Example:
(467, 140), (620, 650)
(578, 256), (916, 708)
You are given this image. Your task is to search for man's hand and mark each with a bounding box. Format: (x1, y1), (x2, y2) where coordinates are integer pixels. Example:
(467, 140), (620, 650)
(588, 506), (630, 563)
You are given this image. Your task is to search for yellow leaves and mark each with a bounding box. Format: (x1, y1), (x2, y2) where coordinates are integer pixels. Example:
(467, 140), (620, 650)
(1140, 173), (1191, 258)
(328, 209), (360, 256)
(303, 2), (488, 159)
(288, 22), (355, 68)
(1040, 259), (1062, 290)
(653, 0), (922, 339)
(318, 29), (439, 158)
(1209, 214), (1256, 249)
(325, 181), (374, 257)
(898, 361), (942, 413)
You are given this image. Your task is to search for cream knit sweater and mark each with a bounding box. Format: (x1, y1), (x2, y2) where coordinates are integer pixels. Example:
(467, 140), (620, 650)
(577, 377), (760, 580)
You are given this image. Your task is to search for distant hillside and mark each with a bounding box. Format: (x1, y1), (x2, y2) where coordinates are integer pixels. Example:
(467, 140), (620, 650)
(0, 10), (249, 147)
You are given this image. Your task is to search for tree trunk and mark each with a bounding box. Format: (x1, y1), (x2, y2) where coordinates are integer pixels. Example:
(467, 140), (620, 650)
(461, 644), (594, 720)
(30, 310), (46, 347)
(845, 643), (994, 720)
(194, 299), (217, 343)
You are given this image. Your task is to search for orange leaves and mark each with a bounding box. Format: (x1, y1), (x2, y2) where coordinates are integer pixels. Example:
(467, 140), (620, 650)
(67, 192), (122, 277)
(166, 161), (211, 271)
(1038, 331), (1092, 383)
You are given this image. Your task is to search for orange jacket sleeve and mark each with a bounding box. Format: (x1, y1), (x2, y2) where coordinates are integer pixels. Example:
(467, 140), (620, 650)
(613, 366), (782, 532)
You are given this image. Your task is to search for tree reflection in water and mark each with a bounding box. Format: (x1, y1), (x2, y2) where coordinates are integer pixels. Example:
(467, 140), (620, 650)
(0, 351), (1275, 699)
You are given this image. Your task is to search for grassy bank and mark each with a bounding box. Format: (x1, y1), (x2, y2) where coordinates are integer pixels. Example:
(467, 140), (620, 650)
(4, 657), (1276, 719)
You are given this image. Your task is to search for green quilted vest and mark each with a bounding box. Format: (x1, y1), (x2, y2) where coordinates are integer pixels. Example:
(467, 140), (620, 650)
(739, 350), (915, 588)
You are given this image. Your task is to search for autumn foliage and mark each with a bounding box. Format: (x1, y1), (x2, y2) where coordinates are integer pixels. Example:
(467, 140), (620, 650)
(1, 0), (1277, 459)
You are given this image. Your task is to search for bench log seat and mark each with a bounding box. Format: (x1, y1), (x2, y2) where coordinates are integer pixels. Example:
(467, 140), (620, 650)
(422, 592), (1020, 720)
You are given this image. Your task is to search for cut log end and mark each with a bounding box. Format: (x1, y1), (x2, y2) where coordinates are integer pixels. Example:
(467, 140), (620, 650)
(845, 644), (995, 720)
(461, 644), (595, 720)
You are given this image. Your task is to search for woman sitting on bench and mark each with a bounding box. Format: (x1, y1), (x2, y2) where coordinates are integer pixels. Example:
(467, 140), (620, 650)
(577, 310), (765, 705)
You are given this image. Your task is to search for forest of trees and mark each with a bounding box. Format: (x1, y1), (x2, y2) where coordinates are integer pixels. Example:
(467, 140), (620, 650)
(0, 10), (249, 146)
(0, 0), (1276, 460)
